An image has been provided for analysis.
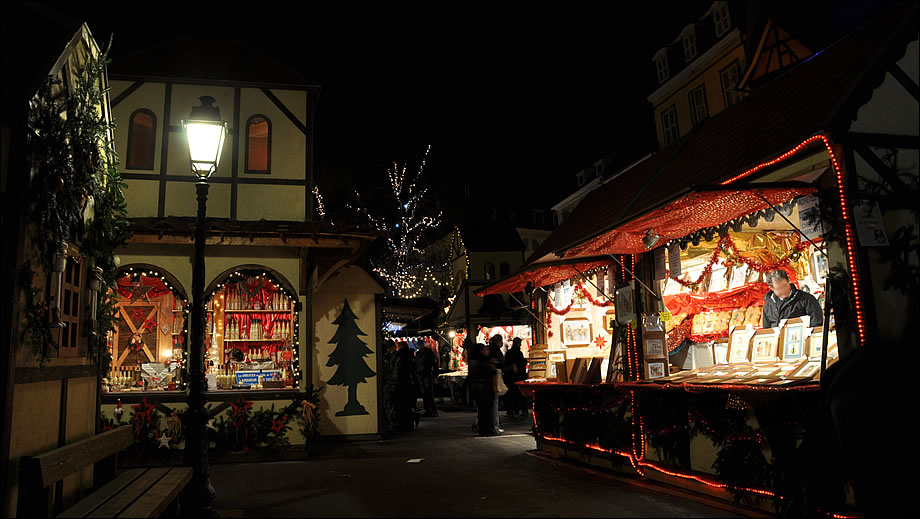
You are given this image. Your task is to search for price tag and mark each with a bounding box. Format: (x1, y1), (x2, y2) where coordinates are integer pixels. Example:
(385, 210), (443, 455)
(659, 311), (672, 322)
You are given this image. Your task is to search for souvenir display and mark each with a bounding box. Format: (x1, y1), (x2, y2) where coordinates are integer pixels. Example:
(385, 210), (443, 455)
(779, 317), (808, 361)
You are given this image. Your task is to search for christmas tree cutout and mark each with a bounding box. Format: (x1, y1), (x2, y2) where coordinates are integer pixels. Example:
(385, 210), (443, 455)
(326, 300), (376, 416)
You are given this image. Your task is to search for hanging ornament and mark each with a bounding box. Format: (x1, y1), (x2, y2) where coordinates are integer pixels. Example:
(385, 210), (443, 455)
(128, 280), (153, 303)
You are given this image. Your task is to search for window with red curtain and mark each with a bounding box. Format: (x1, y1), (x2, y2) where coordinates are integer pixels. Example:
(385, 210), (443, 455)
(126, 109), (156, 170)
(246, 115), (271, 173)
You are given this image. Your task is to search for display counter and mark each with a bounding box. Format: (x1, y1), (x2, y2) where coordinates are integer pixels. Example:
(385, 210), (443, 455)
(523, 379), (833, 513)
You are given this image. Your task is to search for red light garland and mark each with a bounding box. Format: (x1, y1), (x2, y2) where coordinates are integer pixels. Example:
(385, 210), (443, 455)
(717, 133), (865, 346)
(546, 282), (615, 315)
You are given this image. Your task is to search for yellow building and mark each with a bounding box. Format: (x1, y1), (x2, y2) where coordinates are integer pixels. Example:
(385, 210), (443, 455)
(101, 37), (385, 446)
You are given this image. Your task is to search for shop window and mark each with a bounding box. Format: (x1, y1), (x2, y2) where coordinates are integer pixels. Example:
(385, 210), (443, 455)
(208, 268), (301, 391)
(713, 1), (731, 37)
(107, 267), (189, 392)
(689, 84), (709, 126)
(721, 61), (743, 108)
(654, 49), (669, 84)
(484, 263), (495, 280)
(126, 109), (156, 170)
(59, 255), (83, 356)
(661, 104), (679, 146)
(681, 25), (697, 63)
(500, 262), (511, 278)
(245, 115), (271, 174)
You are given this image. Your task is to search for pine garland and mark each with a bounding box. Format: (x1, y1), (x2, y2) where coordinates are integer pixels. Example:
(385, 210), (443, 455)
(21, 37), (130, 367)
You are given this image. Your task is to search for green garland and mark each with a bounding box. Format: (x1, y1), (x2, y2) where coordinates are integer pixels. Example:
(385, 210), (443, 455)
(21, 37), (130, 368)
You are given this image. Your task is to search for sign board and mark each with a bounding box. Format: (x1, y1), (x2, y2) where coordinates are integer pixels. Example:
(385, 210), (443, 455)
(668, 242), (681, 278)
(235, 370), (282, 386)
(653, 247), (667, 280)
(797, 196), (824, 240)
(853, 200), (889, 246)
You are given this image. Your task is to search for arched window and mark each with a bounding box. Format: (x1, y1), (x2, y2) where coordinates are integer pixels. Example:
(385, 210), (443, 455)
(499, 262), (511, 278)
(126, 109), (156, 170)
(245, 115), (271, 173)
(484, 263), (495, 280)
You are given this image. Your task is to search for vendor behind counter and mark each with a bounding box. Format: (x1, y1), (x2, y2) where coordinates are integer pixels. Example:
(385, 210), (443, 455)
(762, 269), (823, 328)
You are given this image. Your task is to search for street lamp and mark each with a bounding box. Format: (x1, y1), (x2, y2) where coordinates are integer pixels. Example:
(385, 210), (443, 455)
(180, 96), (227, 517)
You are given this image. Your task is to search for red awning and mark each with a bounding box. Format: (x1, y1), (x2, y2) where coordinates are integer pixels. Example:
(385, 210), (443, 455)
(565, 186), (815, 257)
(475, 257), (612, 297)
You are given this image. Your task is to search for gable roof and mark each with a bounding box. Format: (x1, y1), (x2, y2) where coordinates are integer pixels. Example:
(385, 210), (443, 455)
(108, 37), (319, 88)
(528, 1), (917, 265)
(2, 2), (86, 119)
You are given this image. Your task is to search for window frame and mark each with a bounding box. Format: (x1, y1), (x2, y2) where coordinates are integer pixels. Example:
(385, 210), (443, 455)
(688, 84), (709, 126)
(244, 114), (272, 174)
(655, 53), (670, 84)
(681, 26), (697, 63)
(713, 2), (731, 38)
(720, 60), (743, 108)
(58, 252), (84, 357)
(484, 263), (495, 281)
(661, 104), (680, 147)
(499, 262), (511, 278)
(125, 108), (157, 170)
(576, 171), (586, 187)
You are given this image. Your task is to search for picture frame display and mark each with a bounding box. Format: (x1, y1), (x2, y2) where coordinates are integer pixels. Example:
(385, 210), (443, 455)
(615, 282), (636, 325)
(646, 361), (667, 379)
(751, 328), (780, 362)
(561, 318), (592, 346)
(713, 338), (729, 364)
(645, 337), (665, 358)
(728, 327), (754, 363)
(603, 311), (617, 332)
(780, 318), (807, 361)
(790, 360), (821, 379)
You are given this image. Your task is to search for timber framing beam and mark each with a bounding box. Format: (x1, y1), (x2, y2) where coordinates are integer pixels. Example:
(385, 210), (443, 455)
(126, 233), (368, 249)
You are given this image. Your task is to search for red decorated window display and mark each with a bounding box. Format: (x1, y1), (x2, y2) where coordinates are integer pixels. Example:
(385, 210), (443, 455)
(209, 271), (300, 391)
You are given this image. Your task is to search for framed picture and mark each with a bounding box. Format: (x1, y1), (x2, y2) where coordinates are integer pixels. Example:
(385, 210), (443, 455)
(561, 318), (592, 346)
(603, 311), (617, 332)
(728, 327), (754, 363)
(645, 361), (667, 380)
(713, 338), (729, 364)
(751, 328), (779, 362)
(790, 360), (821, 379)
(779, 317), (807, 361)
(615, 282), (636, 325)
(645, 337), (665, 358)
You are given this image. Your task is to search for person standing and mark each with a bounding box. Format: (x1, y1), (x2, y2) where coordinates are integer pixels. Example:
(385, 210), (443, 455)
(415, 341), (439, 417)
(394, 341), (418, 432)
(488, 335), (505, 433)
(468, 342), (500, 436)
(504, 337), (528, 417)
(762, 269), (823, 328)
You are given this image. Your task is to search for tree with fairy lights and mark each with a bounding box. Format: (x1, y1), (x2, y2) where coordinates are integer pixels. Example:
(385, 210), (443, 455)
(347, 145), (450, 298)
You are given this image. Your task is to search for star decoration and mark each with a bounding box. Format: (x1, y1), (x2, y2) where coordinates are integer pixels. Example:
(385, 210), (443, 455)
(207, 418), (217, 431)
(270, 417), (287, 434)
(158, 434), (171, 448)
(131, 397), (156, 435)
(129, 282), (154, 303)
(593, 335), (608, 348)
(230, 395), (252, 418)
(141, 318), (157, 333)
(131, 307), (147, 321)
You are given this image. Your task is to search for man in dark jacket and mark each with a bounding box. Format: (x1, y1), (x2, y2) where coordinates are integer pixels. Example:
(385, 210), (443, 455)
(762, 269), (823, 328)
(415, 343), (439, 417)
(504, 337), (528, 417)
(468, 342), (500, 436)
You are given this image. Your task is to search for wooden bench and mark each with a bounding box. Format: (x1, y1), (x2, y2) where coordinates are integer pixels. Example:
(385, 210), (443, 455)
(18, 425), (192, 518)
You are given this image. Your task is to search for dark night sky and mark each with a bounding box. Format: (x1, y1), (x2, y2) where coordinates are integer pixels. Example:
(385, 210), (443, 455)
(60, 1), (895, 212)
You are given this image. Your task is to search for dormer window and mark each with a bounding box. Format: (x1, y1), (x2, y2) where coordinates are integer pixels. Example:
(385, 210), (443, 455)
(594, 160), (604, 176)
(681, 25), (697, 62)
(712, 1), (731, 38)
(654, 49), (669, 84)
(576, 171), (586, 187)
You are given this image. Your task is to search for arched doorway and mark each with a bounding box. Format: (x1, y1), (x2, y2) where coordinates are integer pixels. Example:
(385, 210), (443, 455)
(109, 264), (189, 391)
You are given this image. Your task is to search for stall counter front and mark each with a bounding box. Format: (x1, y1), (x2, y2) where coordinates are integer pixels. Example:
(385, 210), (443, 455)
(521, 379), (851, 515)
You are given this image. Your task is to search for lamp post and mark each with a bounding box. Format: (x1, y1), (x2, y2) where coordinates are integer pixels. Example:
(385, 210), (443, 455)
(181, 96), (227, 517)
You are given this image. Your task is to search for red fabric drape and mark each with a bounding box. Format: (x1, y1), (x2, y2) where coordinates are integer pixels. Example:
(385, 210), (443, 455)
(116, 275), (172, 299)
(664, 282), (771, 316)
(566, 187), (815, 257)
